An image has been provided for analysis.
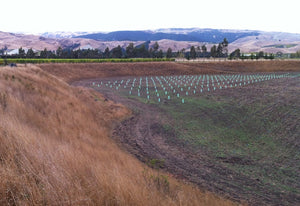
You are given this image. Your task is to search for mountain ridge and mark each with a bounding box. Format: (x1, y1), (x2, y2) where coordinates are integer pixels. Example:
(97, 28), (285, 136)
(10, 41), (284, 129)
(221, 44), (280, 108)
(1, 28), (300, 53)
(75, 28), (260, 43)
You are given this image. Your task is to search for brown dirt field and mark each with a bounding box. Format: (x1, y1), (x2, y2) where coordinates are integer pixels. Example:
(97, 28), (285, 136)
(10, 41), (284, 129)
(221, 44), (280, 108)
(37, 61), (300, 205)
(74, 75), (300, 206)
(39, 60), (300, 83)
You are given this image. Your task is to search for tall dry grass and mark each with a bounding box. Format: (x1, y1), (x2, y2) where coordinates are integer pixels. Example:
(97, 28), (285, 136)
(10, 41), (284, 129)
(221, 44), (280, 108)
(0, 65), (238, 205)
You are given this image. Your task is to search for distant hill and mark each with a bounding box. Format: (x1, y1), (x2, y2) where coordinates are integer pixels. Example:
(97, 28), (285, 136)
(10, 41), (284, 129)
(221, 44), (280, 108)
(40, 31), (96, 39)
(1, 28), (300, 54)
(0, 31), (60, 51)
(75, 28), (260, 43)
(0, 31), (144, 51)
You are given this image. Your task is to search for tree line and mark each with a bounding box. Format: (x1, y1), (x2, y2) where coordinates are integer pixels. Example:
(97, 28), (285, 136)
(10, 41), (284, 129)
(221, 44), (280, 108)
(0, 39), (229, 59)
(1, 38), (297, 60)
(1, 42), (166, 59)
(290, 50), (300, 58)
(228, 49), (275, 60)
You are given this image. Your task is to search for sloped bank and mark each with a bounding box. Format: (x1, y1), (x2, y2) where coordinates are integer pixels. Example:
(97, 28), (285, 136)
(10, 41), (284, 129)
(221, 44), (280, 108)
(0, 65), (236, 205)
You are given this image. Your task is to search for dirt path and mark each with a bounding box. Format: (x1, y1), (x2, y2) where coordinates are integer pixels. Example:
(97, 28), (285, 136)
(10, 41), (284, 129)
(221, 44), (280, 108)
(73, 77), (300, 206)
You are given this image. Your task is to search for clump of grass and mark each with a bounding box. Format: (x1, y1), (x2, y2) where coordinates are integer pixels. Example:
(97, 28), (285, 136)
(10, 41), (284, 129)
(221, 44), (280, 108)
(143, 159), (170, 193)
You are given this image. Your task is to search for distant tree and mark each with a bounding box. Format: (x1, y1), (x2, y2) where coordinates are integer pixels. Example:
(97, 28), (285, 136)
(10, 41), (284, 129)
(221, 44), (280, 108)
(0, 46), (7, 56)
(229, 48), (241, 59)
(153, 41), (159, 51)
(148, 48), (153, 58)
(152, 41), (159, 58)
(258, 51), (264, 59)
(111, 45), (123, 58)
(103, 47), (110, 58)
(196, 46), (201, 58)
(126, 43), (135, 58)
(40, 48), (48, 58)
(136, 44), (149, 58)
(210, 45), (217, 58)
(290, 50), (300, 58)
(84, 49), (93, 58)
(56, 47), (63, 58)
(176, 48), (185, 59)
(166, 48), (172, 58)
(81, 49), (91, 59)
(262, 53), (274, 60)
(269, 53), (275, 59)
(72, 49), (79, 59)
(276, 51), (283, 58)
(240, 53), (246, 60)
(201, 45), (207, 57)
(190, 46), (196, 59)
(18, 47), (25, 58)
(94, 49), (101, 58)
(221, 38), (229, 57)
(80, 48), (101, 59)
(26, 48), (35, 58)
(157, 49), (163, 58)
(216, 43), (223, 57)
(60, 49), (71, 58)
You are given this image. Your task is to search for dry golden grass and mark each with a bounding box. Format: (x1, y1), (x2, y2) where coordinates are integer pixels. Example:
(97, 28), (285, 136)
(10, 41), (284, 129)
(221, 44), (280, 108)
(0, 65), (239, 205)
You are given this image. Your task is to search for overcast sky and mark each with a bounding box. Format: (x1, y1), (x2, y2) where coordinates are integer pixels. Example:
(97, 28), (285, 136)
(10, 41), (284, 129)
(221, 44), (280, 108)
(2, 0), (299, 34)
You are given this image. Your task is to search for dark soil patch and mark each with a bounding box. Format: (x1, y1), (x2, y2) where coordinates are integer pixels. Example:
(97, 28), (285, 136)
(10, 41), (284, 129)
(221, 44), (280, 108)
(217, 156), (253, 165)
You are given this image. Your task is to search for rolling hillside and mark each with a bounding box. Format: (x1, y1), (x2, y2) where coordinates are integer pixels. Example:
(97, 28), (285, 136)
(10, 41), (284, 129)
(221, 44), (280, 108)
(1, 28), (300, 53)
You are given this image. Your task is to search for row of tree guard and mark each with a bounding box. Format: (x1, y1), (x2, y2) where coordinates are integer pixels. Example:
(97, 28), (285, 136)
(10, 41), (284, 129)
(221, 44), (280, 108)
(91, 73), (291, 103)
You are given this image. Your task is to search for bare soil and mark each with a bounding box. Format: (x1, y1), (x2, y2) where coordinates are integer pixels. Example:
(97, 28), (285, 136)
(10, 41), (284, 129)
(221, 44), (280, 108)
(40, 60), (300, 83)
(74, 74), (300, 206)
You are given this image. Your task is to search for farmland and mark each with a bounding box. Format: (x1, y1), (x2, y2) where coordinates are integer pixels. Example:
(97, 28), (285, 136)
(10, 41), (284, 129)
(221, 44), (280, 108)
(37, 61), (300, 205)
(72, 64), (300, 205)
(88, 73), (290, 104)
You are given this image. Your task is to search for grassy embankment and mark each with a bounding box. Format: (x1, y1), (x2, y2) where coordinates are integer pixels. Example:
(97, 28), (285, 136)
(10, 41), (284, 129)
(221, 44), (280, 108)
(0, 65), (236, 205)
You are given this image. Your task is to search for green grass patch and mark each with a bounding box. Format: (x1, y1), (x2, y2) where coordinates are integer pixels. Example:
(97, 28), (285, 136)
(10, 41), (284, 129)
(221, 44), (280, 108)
(157, 92), (299, 194)
(94, 74), (299, 202)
